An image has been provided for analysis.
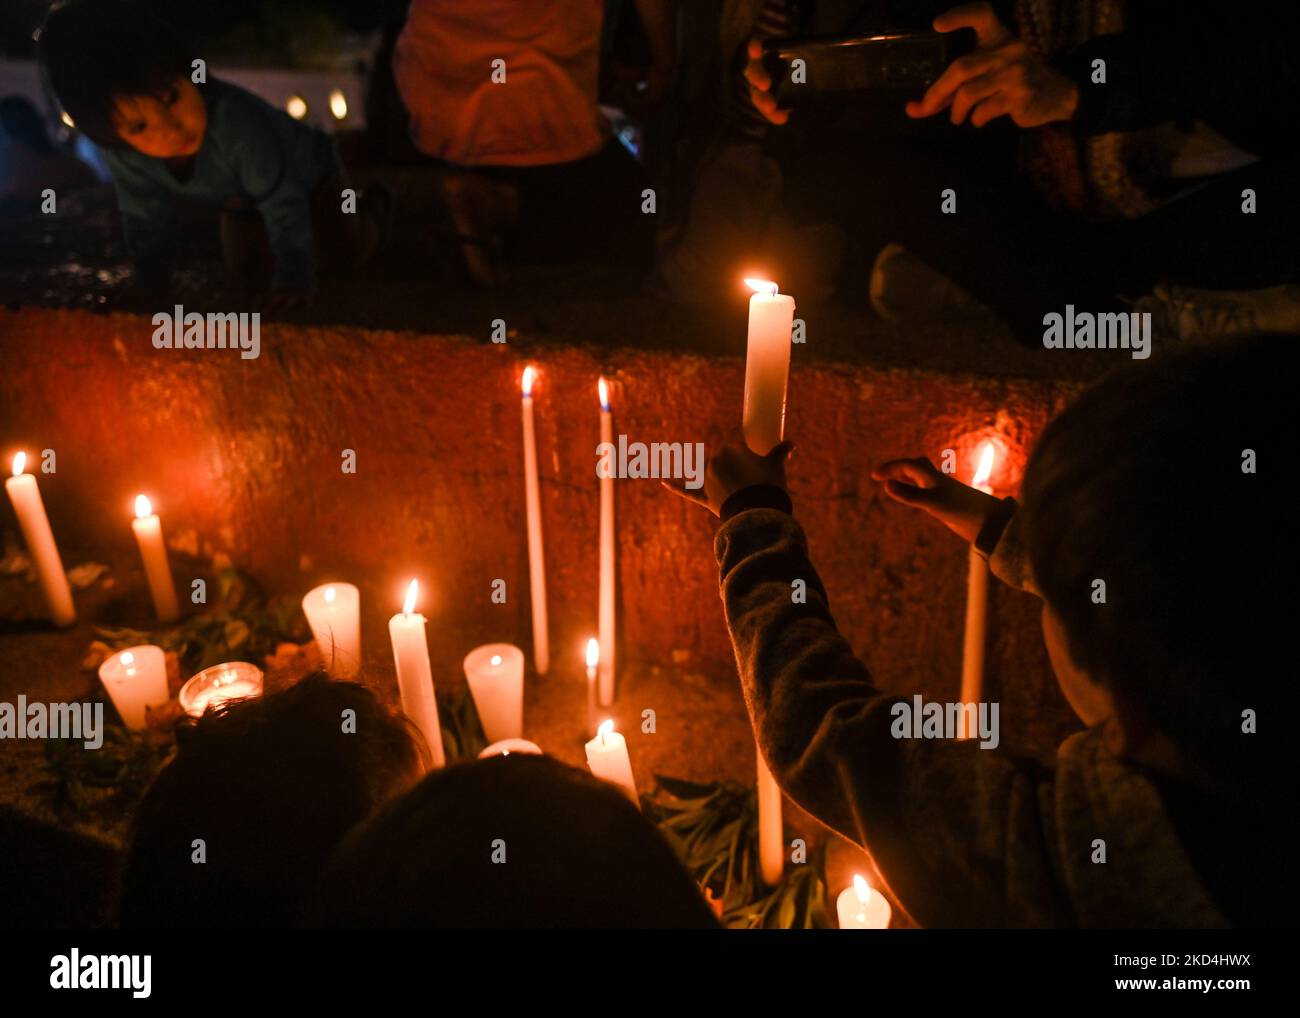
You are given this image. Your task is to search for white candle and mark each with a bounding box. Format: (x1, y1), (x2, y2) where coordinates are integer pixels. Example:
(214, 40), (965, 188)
(388, 579), (445, 768)
(131, 495), (179, 623)
(521, 366), (549, 675)
(301, 582), (361, 679)
(959, 442), (995, 740)
(98, 645), (168, 730)
(4, 452), (75, 626)
(597, 377), (616, 705)
(478, 738), (543, 759)
(584, 636), (599, 738)
(742, 278), (796, 455)
(178, 661), (264, 718)
(584, 718), (639, 808)
(836, 874), (892, 929)
(463, 643), (524, 743)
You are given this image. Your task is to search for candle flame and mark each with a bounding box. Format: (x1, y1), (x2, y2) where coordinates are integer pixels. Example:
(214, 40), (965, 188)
(744, 277), (779, 297)
(328, 88), (348, 121)
(972, 442), (996, 490)
(120, 651), (134, 666)
(490, 654), (502, 667)
(11, 452), (25, 476)
(853, 874), (872, 905)
(586, 637), (600, 669)
(521, 365), (536, 397)
(134, 494), (152, 518)
(598, 377), (610, 412)
(598, 718), (614, 743)
(402, 579), (419, 616)
(324, 586), (336, 604)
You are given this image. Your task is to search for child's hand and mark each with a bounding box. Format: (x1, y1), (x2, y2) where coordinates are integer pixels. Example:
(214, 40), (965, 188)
(871, 457), (1000, 543)
(743, 37), (791, 125)
(662, 438), (793, 517)
(262, 288), (314, 314)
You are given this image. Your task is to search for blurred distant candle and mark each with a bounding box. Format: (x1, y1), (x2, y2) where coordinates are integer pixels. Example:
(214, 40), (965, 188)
(521, 366), (549, 675)
(959, 442), (996, 739)
(837, 875), (892, 929)
(585, 637), (599, 738)
(5, 452), (75, 626)
(742, 278), (796, 455)
(597, 377), (616, 705)
(389, 579), (445, 768)
(179, 661), (263, 718)
(301, 582), (360, 679)
(584, 719), (639, 808)
(463, 643), (524, 743)
(98, 645), (168, 730)
(131, 495), (179, 623)
(479, 738), (542, 759)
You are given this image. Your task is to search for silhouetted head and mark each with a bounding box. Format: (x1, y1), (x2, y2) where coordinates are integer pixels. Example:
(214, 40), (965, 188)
(118, 673), (424, 928)
(312, 754), (720, 928)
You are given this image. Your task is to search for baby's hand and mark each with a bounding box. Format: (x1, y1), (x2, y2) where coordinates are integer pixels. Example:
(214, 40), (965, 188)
(871, 457), (999, 543)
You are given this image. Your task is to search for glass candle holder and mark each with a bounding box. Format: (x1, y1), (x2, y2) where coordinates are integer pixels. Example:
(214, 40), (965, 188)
(179, 662), (264, 718)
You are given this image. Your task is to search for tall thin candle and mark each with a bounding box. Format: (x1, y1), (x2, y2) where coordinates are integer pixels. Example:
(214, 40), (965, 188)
(959, 442), (996, 739)
(388, 579), (445, 768)
(521, 366), (549, 675)
(597, 377), (616, 705)
(4, 452), (74, 626)
(585, 636), (599, 738)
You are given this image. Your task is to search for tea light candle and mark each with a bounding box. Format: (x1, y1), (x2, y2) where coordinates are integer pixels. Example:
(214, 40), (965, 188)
(959, 442), (995, 740)
(836, 875), (892, 929)
(98, 644), (168, 730)
(302, 582), (361, 679)
(521, 366), (549, 675)
(597, 377), (616, 705)
(584, 637), (599, 738)
(742, 278), (796, 455)
(179, 661), (264, 718)
(463, 643), (524, 743)
(4, 452), (75, 626)
(584, 719), (639, 808)
(388, 579), (445, 768)
(479, 738), (543, 759)
(131, 495), (179, 623)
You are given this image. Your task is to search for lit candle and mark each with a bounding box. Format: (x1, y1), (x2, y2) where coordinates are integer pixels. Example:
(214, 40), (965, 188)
(97, 645), (168, 730)
(178, 661), (264, 718)
(4, 452), (75, 626)
(463, 643), (524, 743)
(131, 495), (179, 623)
(959, 442), (995, 740)
(756, 752), (784, 886)
(520, 366), (549, 675)
(742, 278), (796, 455)
(584, 718), (639, 808)
(836, 874), (892, 929)
(388, 579), (445, 768)
(597, 377), (616, 706)
(301, 582), (361, 679)
(478, 738), (543, 759)
(584, 637), (599, 738)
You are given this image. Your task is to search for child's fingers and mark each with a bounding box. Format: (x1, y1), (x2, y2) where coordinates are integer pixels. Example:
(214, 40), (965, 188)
(883, 479), (942, 507)
(660, 479), (709, 507)
(871, 457), (940, 488)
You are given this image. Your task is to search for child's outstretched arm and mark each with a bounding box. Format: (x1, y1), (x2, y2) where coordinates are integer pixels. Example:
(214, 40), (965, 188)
(667, 441), (1073, 927)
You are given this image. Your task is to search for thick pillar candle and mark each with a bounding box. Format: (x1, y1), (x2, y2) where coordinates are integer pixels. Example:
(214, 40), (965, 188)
(131, 495), (179, 623)
(388, 580), (445, 768)
(463, 643), (524, 743)
(5, 453), (74, 626)
(584, 718), (639, 808)
(97, 645), (168, 730)
(742, 278), (796, 455)
(959, 443), (995, 740)
(302, 582), (361, 679)
(597, 378), (616, 706)
(521, 366), (549, 675)
(836, 875), (892, 929)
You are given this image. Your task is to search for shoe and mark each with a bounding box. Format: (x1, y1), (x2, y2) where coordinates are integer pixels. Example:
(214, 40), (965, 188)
(869, 242), (988, 322)
(1134, 283), (1300, 344)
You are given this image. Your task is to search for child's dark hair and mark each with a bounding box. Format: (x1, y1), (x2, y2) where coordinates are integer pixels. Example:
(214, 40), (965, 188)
(1019, 337), (1291, 785)
(37, 0), (194, 148)
(310, 754), (721, 928)
(118, 673), (423, 928)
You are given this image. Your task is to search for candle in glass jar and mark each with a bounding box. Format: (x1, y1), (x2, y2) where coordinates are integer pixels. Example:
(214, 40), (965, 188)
(478, 738), (543, 759)
(596, 378), (616, 705)
(742, 278), (796, 455)
(836, 874), (892, 929)
(463, 643), (524, 743)
(179, 661), (264, 718)
(388, 579), (445, 768)
(4, 452), (75, 626)
(584, 719), (638, 808)
(98, 645), (169, 730)
(301, 582), (361, 679)
(520, 366), (549, 675)
(131, 495), (179, 623)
